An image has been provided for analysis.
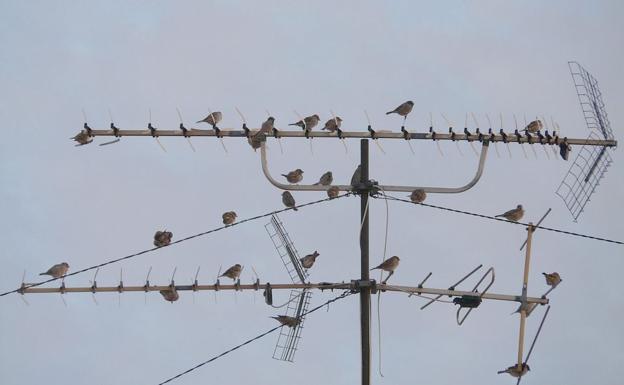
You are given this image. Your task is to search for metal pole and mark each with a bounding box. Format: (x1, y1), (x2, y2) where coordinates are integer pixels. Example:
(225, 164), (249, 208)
(517, 223), (534, 369)
(360, 139), (371, 385)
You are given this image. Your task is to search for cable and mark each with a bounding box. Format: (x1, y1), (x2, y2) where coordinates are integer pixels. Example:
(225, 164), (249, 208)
(1, 194), (351, 298)
(376, 185), (390, 378)
(375, 194), (624, 246)
(157, 290), (353, 385)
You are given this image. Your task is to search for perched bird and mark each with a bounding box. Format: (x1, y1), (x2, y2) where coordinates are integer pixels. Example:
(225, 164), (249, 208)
(524, 119), (543, 133)
(409, 189), (427, 203)
(257, 116), (275, 136)
(222, 211), (237, 225)
(159, 288), (179, 302)
(196, 111), (223, 127)
(220, 264), (242, 281)
(71, 131), (93, 146)
(154, 230), (173, 247)
(313, 171), (333, 186)
(300, 251), (320, 269)
(281, 169), (304, 184)
(248, 134), (263, 151)
(40, 262), (70, 278)
(542, 272), (562, 287)
(271, 315), (300, 328)
(327, 186), (340, 199)
(282, 191), (298, 211)
(371, 256), (401, 273)
(322, 117), (342, 132)
(498, 363), (530, 377)
(350, 165), (362, 186)
(289, 114), (320, 131)
(386, 101), (414, 119)
(495, 205), (524, 222)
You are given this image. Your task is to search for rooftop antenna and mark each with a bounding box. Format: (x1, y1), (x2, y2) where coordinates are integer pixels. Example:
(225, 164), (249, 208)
(148, 108), (167, 153)
(191, 266), (200, 304)
(176, 107), (196, 152)
(117, 268), (124, 307)
(514, 114), (529, 159)
(18, 270), (30, 306)
(143, 266), (152, 305)
(90, 268), (100, 305)
(500, 113), (512, 158)
(265, 214), (312, 362)
(430, 111), (444, 157)
(538, 115), (551, 160)
(464, 113), (479, 157)
(485, 113), (500, 158)
(555, 61), (616, 221)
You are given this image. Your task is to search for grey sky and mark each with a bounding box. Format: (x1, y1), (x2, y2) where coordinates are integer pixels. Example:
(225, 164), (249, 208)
(1, 1), (622, 384)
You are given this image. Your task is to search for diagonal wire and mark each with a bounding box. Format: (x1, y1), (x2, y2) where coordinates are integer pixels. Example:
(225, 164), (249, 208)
(1, 194), (352, 298)
(157, 290), (353, 385)
(374, 194), (623, 245)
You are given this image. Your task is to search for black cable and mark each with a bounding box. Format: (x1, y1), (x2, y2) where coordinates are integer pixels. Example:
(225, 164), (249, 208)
(376, 194), (623, 245)
(157, 290), (353, 385)
(0, 194), (351, 298)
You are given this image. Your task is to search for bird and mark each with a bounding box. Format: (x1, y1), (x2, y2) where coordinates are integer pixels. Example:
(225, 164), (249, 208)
(371, 256), (400, 282)
(386, 101), (414, 124)
(524, 119), (543, 133)
(371, 256), (400, 273)
(282, 191), (298, 211)
(498, 363), (530, 377)
(196, 111), (223, 127)
(542, 272), (562, 287)
(409, 189), (427, 203)
(40, 262), (70, 278)
(159, 288), (179, 302)
(271, 315), (300, 328)
(495, 205), (524, 222)
(300, 251), (320, 269)
(350, 165), (362, 186)
(327, 186), (340, 199)
(222, 211), (237, 225)
(322, 117), (342, 132)
(313, 171), (333, 186)
(257, 116), (275, 136)
(248, 134), (263, 151)
(220, 264), (242, 281)
(281, 169), (304, 184)
(154, 230), (173, 247)
(71, 131), (93, 146)
(289, 114), (320, 131)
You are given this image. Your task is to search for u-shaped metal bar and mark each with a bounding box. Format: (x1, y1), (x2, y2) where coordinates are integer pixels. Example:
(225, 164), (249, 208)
(260, 139), (490, 194)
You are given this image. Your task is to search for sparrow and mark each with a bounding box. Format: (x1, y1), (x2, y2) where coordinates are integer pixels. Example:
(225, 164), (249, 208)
(300, 251), (320, 269)
(257, 116), (275, 136)
(386, 101), (414, 117)
(322, 117), (342, 132)
(497, 363), (530, 377)
(248, 134), (263, 151)
(282, 191), (298, 211)
(196, 111), (223, 127)
(524, 120), (543, 133)
(220, 264), (242, 281)
(289, 114), (320, 131)
(71, 131), (93, 146)
(154, 230), (173, 247)
(271, 315), (300, 328)
(542, 272), (562, 287)
(495, 205), (524, 222)
(350, 165), (362, 186)
(159, 287), (179, 302)
(409, 189), (427, 203)
(371, 256), (400, 272)
(313, 171), (333, 186)
(281, 169), (304, 184)
(222, 211), (237, 225)
(40, 262), (70, 278)
(327, 186), (340, 199)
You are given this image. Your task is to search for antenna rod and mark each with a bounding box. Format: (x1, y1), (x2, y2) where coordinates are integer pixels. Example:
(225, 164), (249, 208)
(517, 223), (535, 369)
(359, 139), (371, 385)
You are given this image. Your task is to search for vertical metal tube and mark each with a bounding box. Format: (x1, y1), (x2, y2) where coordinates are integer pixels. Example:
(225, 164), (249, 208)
(360, 139), (371, 385)
(517, 223), (534, 368)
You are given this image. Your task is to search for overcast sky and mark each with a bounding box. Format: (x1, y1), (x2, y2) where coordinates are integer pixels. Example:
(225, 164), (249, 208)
(1, 1), (623, 385)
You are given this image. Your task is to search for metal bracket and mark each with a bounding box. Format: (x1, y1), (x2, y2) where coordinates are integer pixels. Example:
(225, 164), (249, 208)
(350, 279), (377, 294)
(260, 140), (490, 194)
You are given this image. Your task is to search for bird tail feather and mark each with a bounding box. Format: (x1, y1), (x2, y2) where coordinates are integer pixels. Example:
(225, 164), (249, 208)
(39, 273), (46, 276)
(281, 174), (288, 177)
(288, 123), (298, 126)
(386, 111), (394, 115)
(196, 120), (203, 123)
(497, 370), (506, 374)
